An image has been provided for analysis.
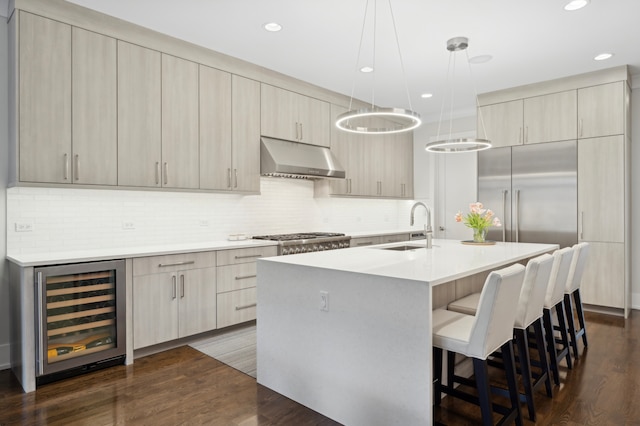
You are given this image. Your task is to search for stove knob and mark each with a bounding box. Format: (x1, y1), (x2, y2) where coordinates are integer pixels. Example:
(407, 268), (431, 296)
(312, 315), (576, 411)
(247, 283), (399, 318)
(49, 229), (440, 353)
(282, 248), (289, 255)
(300, 246), (307, 253)
(294, 247), (301, 254)
(331, 243), (338, 249)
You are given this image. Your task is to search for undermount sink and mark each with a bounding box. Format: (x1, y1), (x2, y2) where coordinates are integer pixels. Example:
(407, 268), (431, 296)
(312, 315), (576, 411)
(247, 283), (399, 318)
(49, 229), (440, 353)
(378, 244), (427, 251)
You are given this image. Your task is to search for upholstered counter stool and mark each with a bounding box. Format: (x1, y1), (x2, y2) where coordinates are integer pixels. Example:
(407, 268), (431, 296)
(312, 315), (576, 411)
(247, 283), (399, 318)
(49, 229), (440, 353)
(542, 247), (574, 385)
(447, 254), (555, 421)
(564, 243), (590, 361)
(432, 264), (525, 426)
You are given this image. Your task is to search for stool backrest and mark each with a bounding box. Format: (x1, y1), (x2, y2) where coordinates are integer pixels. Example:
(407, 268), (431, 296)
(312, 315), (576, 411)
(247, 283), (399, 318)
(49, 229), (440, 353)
(468, 263), (526, 360)
(514, 253), (554, 329)
(565, 242), (590, 293)
(544, 247), (574, 308)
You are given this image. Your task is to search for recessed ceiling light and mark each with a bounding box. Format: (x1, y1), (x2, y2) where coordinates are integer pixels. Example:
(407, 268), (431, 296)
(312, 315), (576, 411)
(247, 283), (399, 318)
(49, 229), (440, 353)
(421, 93), (433, 99)
(468, 55), (493, 64)
(264, 22), (282, 32)
(360, 66), (374, 73)
(594, 53), (613, 61)
(564, 0), (590, 11)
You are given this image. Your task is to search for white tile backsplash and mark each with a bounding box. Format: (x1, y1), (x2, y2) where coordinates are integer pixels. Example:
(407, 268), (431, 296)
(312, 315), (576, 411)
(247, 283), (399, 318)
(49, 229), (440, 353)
(7, 178), (426, 256)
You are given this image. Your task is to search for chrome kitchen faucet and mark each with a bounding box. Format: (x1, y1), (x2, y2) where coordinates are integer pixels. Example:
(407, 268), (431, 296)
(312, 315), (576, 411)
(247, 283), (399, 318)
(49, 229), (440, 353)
(410, 202), (433, 249)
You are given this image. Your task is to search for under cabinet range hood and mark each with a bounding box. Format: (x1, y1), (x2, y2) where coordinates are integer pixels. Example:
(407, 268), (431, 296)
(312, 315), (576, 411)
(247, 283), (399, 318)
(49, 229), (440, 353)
(260, 137), (345, 179)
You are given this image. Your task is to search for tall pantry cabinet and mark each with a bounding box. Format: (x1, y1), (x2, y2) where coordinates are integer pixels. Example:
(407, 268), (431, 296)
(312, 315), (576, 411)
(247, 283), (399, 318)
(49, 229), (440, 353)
(478, 68), (631, 317)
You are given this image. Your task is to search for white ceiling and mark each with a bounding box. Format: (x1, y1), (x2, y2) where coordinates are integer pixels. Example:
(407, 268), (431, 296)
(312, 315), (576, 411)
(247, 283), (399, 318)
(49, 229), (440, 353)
(31, 1), (640, 122)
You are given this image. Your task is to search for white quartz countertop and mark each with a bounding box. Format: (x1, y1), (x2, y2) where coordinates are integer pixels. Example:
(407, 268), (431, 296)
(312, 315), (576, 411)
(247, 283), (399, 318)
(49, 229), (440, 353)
(260, 238), (558, 286)
(7, 239), (279, 267)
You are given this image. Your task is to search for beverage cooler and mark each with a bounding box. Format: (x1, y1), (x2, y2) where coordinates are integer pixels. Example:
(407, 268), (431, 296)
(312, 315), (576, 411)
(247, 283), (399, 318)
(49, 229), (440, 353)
(35, 260), (126, 384)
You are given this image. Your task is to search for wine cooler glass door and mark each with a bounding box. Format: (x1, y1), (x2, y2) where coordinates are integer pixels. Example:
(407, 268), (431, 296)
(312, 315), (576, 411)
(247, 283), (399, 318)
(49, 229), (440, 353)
(36, 260), (126, 376)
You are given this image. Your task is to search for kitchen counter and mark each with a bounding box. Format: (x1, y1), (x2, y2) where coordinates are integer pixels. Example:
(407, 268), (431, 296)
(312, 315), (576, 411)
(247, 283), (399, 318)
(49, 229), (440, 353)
(6, 239), (278, 267)
(256, 239), (557, 426)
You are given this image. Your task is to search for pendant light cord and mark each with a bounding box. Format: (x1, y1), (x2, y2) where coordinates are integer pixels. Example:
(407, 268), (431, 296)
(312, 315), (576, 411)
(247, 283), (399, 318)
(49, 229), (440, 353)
(466, 48), (490, 141)
(387, 0), (414, 112)
(347, 0), (371, 112)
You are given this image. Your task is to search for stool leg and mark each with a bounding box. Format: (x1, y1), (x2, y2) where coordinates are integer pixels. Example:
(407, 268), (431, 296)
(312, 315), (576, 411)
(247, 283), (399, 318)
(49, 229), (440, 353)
(533, 317), (553, 398)
(574, 289), (588, 348)
(564, 293), (580, 360)
(515, 328), (536, 421)
(555, 300), (572, 369)
(472, 358), (494, 426)
(433, 347), (443, 406)
(543, 308), (560, 385)
(447, 350), (456, 388)
(502, 340), (524, 426)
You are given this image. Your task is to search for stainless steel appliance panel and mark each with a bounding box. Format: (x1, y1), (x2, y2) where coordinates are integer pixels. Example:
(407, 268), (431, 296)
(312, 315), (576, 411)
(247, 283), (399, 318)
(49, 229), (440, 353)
(478, 140), (577, 248)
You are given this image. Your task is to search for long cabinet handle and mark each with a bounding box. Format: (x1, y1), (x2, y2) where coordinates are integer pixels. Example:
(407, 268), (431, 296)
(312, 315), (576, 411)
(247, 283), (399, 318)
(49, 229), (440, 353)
(235, 274), (257, 281)
(74, 155), (80, 181)
(155, 162), (160, 185)
(36, 272), (44, 376)
(519, 127), (523, 144)
(163, 162), (168, 185)
(180, 274), (185, 298)
(299, 122), (303, 140)
(579, 118), (583, 137)
(234, 169), (238, 188)
(227, 168), (231, 188)
(525, 126), (528, 144)
(172, 275), (177, 299)
(63, 153), (69, 180)
(235, 303), (257, 311)
(234, 254), (262, 260)
(158, 260), (196, 267)
(515, 189), (520, 243)
(580, 211), (584, 240)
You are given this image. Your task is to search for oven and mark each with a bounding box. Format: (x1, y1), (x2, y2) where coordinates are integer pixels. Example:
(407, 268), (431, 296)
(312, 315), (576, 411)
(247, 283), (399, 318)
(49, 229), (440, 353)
(252, 232), (351, 255)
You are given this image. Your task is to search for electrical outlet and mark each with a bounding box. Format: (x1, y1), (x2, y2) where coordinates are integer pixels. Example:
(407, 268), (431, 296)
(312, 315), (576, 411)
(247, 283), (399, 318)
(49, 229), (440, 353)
(15, 222), (34, 232)
(320, 291), (329, 312)
(122, 221), (135, 230)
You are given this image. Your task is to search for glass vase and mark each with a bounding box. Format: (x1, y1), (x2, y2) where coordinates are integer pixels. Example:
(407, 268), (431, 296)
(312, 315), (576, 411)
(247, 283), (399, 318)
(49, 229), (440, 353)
(473, 228), (487, 243)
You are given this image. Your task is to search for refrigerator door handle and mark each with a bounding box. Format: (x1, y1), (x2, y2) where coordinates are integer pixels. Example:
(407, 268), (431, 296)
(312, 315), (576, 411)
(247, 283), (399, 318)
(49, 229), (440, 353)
(515, 190), (520, 243)
(502, 189), (508, 242)
(580, 211), (584, 240)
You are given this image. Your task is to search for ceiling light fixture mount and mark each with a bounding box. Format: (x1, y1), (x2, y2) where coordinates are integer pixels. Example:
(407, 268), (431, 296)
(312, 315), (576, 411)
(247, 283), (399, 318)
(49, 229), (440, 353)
(564, 0), (590, 11)
(425, 36), (492, 153)
(336, 0), (421, 135)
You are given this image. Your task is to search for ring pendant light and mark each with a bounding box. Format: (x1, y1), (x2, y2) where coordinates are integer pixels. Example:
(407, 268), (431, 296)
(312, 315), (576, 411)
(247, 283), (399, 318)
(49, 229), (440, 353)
(425, 37), (492, 153)
(336, 0), (421, 134)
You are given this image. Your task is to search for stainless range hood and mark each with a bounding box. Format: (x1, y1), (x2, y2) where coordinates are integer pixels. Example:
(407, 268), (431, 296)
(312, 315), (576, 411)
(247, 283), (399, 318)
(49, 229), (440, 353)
(260, 137), (345, 179)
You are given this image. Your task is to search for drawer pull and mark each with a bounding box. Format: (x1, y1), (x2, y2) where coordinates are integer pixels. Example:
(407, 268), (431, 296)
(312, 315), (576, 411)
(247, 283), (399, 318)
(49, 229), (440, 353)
(158, 260), (196, 267)
(234, 254), (262, 260)
(235, 275), (257, 280)
(235, 303), (257, 311)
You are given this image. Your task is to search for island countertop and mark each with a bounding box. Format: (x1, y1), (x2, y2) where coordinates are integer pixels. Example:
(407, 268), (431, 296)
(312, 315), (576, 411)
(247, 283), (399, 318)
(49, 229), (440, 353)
(260, 238), (558, 285)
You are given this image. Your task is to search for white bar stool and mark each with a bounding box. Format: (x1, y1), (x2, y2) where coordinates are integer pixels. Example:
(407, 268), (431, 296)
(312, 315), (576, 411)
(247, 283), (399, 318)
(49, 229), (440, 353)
(432, 263), (525, 426)
(447, 253), (555, 421)
(564, 242), (590, 360)
(543, 247), (574, 385)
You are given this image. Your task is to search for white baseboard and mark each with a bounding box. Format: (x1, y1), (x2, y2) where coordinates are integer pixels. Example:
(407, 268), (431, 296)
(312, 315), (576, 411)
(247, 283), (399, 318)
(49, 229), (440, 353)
(0, 342), (10, 371)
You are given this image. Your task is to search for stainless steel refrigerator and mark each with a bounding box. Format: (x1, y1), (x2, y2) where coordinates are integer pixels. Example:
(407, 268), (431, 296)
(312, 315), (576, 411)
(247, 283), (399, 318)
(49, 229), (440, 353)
(477, 140), (577, 248)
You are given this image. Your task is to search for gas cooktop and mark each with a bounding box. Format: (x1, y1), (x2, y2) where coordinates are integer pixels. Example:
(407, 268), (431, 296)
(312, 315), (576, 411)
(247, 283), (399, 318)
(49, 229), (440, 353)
(252, 232), (345, 242)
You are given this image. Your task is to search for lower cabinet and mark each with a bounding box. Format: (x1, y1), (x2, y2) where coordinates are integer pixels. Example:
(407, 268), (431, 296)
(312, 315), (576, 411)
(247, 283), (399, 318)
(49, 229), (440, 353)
(350, 233), (410, 247)
(216, 246), (278, 329)
(580, 242), (625, 309)
(132, 251), (216, 349)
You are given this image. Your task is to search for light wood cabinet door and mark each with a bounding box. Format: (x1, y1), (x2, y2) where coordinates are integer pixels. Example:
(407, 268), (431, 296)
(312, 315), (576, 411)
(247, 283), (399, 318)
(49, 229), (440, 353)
(578, 135), (624, 243)
(71, 27), (117, 186)
(578, 82), (625, 138)
(477, 100), (523, 148)
(133, 273), (179, 349)
(261, 84), (297, 141)
(232, 76), (261, 192)
(117, 41), (161, 187)
(199, 65), (232, 190)
(524, 90), (577, 144)
(329, 105), (353, 195)
(384, 132), (413, 198)
(19, 12), (71, 183)
(579, 242), (624, 308)
(299, 95), (330, 147)
(161, 54), (200, 189)
(178, 267), (217, 338)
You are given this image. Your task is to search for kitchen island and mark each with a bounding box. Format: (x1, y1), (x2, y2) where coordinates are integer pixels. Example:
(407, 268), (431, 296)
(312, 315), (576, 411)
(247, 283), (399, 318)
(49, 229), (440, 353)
(256, 239), (557, 426)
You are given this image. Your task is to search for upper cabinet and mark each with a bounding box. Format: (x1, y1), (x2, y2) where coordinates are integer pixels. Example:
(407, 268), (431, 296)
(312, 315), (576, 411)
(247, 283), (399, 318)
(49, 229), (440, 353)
(161, 54), (200, 189)
(230, 76), (261, 192)
(523, 90), (577, 144)
(18, 12), (72, 184)
(477, 100), (523, 148)
(117, 41), (162, 187)
(578, 82), (625, 139)
(261, 84), (331, 147)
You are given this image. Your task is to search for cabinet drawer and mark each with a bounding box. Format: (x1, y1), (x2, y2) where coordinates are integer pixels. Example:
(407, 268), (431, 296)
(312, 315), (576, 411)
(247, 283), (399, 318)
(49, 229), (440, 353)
(133, 251), (216, 276)
(350, 237), (382, 247)
(380, 233), (410, 244)
(216, 245), (277, 266)
(217, 288), (256, 328)
(217, 263), (257, 293)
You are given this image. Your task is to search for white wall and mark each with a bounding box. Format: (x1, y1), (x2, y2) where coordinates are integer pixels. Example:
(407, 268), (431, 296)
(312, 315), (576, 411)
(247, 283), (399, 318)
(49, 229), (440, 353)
(0, 18), (9, 370)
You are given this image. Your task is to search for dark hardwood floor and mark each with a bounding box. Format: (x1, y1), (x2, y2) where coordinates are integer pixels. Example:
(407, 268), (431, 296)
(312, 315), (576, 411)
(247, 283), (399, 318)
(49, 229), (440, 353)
(0, 311), (638, 425)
